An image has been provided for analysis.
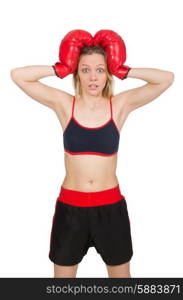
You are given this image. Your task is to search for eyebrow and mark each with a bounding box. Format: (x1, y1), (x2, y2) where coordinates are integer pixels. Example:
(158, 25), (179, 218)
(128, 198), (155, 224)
(81, 64), (105, 66)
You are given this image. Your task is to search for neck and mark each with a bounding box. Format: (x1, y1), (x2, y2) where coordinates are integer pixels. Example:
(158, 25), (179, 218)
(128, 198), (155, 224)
(77, 94), (105, 107)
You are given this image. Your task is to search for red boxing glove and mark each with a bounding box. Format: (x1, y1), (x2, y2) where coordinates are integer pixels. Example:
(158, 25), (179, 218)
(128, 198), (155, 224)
(53, 29), (93, 79)
(93, 29), (131, 80)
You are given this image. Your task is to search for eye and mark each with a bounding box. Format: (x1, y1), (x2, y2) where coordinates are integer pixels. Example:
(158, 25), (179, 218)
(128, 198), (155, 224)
(81, 68), (105, 73)
(82, 68), (89, 73)
(97, 68), (105, 72)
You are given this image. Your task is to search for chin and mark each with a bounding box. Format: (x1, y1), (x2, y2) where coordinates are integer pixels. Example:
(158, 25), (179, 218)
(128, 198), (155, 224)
(88, 89), (101, 94)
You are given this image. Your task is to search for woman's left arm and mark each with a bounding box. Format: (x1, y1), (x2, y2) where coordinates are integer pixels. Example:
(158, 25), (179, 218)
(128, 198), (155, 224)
(128, 68), (174, 83)
(122, 68), (174, 113)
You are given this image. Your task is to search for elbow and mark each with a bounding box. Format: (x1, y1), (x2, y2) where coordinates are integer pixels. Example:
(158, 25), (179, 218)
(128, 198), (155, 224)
(10, 69), (16, 78)
(166, 71), (175, 83)
(10, 68), (21, 81)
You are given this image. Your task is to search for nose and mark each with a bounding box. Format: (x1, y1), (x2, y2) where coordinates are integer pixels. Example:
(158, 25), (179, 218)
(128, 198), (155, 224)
(90, 71), (98, 80)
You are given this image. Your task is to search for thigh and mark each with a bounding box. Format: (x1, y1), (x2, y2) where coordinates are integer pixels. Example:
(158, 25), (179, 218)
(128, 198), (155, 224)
(49, 201), (90, 266)
(54, 263), (79, 278)
(92, 199), (133, 266)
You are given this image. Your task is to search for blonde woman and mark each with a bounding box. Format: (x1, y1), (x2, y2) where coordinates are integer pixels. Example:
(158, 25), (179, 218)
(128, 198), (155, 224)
(11, 30), (174, 278)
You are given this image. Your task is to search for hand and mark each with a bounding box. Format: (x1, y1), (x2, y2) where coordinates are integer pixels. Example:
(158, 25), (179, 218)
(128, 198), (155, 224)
(53, 29), (93, 79)
(93, 29), (131, 80)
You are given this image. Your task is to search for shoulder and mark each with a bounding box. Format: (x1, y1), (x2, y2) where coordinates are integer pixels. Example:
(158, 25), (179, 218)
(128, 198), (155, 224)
(53, 90), (74, 114)
(111, 91), (129, 110)
(110, 91), (133, 121)
(55, 90), (73, 104)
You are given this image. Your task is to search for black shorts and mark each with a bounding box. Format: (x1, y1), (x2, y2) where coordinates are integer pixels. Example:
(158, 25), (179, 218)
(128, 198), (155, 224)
(49, 184), (133, 266)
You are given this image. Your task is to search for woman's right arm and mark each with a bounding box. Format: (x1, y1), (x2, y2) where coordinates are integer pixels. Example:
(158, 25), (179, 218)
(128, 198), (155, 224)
(10, 65), (71, 110)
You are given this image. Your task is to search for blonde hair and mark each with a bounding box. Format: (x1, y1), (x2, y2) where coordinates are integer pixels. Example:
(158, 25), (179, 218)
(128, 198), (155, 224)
(72, 46), (114, 98)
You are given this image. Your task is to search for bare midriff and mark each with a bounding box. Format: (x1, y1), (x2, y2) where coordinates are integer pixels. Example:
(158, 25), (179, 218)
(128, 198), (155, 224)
(62, 152), (119, 192)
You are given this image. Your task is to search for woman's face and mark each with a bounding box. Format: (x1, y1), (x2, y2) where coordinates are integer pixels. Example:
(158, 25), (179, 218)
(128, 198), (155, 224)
(77, 53), (107, 96)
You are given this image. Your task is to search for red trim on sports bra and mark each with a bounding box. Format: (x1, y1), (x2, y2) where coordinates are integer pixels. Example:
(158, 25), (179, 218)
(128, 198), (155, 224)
(63, 118), (72, 134)
(110, 96), (113, 118)
(72, 96), (113, 129)
(71, 96), (75, 117)
(72, 116), (113, 130)
(63, 96), (120, 134)
(64, 149), (118, 156)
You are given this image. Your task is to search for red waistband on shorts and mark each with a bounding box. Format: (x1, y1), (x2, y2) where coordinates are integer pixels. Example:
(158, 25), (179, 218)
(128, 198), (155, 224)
(56, 184), (125, 207)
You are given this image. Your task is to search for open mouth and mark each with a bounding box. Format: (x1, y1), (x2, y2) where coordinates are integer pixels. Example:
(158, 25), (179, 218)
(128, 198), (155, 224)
(88, 84), (98, 89)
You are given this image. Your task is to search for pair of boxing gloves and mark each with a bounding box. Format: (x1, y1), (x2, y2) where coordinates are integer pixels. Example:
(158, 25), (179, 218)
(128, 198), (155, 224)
(52, 29), (131, 80)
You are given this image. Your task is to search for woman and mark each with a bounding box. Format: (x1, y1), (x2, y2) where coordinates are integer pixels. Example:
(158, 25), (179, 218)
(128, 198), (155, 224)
(10, 30), (174, 278)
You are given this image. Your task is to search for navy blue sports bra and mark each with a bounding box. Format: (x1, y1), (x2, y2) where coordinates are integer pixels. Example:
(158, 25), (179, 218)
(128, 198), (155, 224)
(63, 96), (120, 156)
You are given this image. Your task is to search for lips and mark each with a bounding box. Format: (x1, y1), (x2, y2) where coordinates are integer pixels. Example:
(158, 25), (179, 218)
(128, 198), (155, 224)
(88, 84), (98, 89)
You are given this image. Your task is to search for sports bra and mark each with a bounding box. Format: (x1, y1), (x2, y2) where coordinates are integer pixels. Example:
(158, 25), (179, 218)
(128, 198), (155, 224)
(63, 96), (120, 156)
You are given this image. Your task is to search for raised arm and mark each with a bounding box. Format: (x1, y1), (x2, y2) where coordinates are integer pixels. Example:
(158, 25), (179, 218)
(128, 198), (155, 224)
(10, 65), (71, 110)
(116, 68), (174, 113)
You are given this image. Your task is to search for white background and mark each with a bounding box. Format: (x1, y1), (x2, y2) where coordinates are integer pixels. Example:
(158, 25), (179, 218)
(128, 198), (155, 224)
(0, 0), (182, 278)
